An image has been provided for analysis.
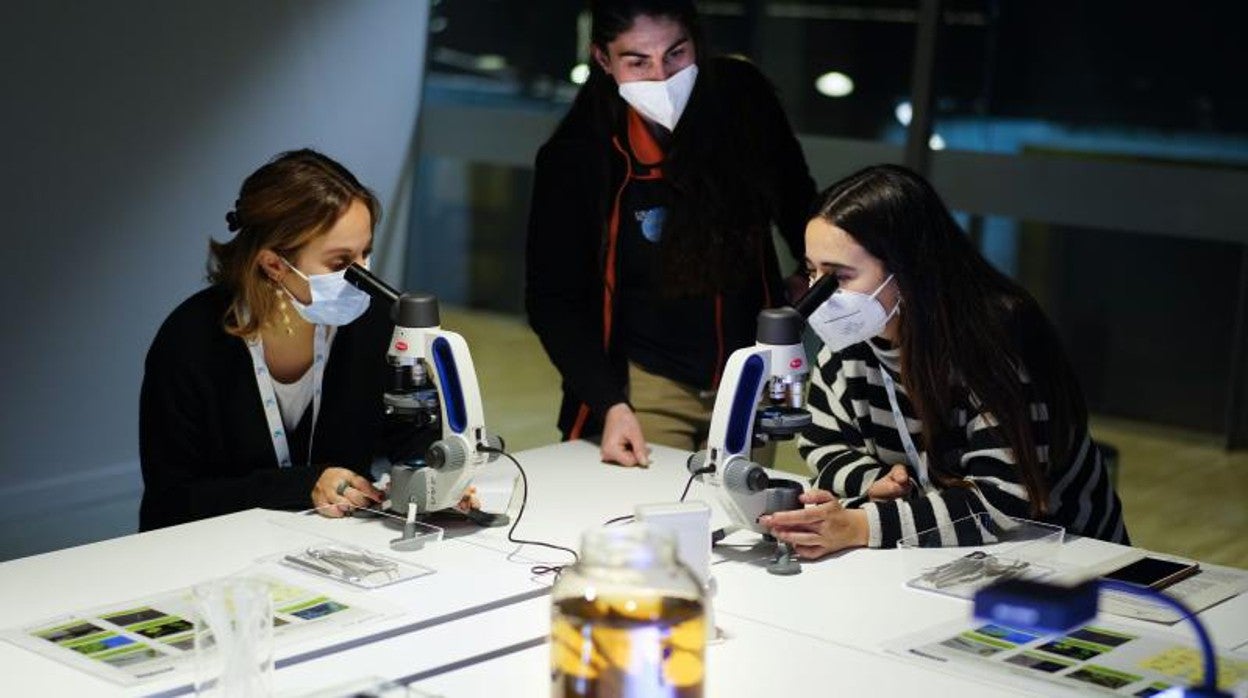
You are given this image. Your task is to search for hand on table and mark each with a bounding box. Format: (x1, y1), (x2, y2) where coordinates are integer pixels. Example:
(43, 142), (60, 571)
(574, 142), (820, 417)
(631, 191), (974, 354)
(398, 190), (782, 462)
(867, 464), (912, 501)
(312, 467), (384, 517)
(453, 486), (481, 514)
(759, 489), (869, 559)
(600, 403), (651, 467)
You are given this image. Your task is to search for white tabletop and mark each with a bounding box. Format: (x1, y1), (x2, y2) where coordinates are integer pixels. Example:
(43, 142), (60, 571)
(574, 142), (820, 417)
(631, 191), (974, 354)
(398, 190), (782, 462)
(2, 439), (1244, 697)
(0, 508), (549, 696)
(477, 441), (1248, 649)
(407, 598), (1082, 697)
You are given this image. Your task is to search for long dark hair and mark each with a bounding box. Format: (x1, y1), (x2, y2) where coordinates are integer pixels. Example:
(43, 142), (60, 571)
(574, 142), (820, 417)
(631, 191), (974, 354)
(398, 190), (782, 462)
(812, 164), (1087, 517)
(208, 148), (380, 337)
(558, 0), (779, 296)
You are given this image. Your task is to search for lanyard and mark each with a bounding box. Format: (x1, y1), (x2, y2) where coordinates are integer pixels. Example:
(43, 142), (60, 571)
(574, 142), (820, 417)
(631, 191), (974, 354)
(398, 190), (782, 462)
(879, 368), (930, 489)
(245, 326), (330, 469)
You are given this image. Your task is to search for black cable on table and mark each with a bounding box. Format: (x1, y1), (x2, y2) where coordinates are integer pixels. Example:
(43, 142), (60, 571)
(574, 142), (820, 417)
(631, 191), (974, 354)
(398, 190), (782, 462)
(478, 445), (579, 576)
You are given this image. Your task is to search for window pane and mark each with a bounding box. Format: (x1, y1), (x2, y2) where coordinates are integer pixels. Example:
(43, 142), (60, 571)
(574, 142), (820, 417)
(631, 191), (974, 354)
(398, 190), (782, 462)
(931, 1), (1248, 164)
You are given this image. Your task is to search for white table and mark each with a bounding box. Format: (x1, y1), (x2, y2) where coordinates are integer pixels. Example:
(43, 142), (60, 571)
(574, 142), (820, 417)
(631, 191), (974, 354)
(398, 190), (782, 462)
(423, 440), (1248, 696)
(0, 508), (550, 697)
(1, 440), (1243, 697)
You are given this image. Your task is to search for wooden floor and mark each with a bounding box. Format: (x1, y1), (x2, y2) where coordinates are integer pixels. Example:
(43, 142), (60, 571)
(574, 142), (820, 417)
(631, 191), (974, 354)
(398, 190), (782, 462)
(445, 307), (1248, 570)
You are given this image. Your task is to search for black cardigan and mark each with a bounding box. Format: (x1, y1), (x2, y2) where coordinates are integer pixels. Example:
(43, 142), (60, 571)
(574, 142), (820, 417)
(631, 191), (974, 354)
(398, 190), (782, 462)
(139, 285), (400, 531)
(525, 56), (815, 438)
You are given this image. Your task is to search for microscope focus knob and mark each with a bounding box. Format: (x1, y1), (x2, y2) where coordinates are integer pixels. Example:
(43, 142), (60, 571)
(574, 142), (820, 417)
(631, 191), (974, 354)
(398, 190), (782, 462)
(687, 451), (709, 475)
(764, 480), (804, 513)
(426, 438), (466, 470)
(722, 459), (768, 493)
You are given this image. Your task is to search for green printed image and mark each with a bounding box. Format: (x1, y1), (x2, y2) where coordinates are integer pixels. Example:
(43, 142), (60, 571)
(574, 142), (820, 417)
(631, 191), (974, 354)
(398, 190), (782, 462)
(132, 616), (193, 640)
(35, 621), (105, 645)
(66, 632), (135, 655)
(1068, 625), (1136, 648)
(1134, 683), (1173, 697)
(1036, 637), (1108, 662)
(164, 633), (195, 652)
(94, 643), (164, 669)
(279, 596), (349, 621)
(1004, 651), (1074, 673)
(974, 624), (1039, 646)
(102, 607), (166, 628)
(290, 600), (348, 621)
(939, 633), (1011, 657)
(1067, 665), (1143, 690)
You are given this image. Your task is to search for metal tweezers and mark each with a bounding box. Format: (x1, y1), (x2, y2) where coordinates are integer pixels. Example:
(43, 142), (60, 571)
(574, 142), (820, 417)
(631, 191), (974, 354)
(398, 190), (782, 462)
(299, 546), (399, 583)
(921, 551), (1030, 589)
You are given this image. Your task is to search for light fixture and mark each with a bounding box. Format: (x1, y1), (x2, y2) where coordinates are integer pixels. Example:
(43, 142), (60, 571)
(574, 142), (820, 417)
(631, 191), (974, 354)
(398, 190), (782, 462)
(815, 71), (854, 98)
(570, 63), (590, 85)
(895, 101), (913, 127)
(474, 54), (507, 71)
(929, 133), (946, 150)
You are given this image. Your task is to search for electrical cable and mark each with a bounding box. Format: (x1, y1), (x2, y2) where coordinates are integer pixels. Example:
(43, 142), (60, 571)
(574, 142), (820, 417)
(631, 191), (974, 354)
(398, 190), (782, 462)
(679, 468), (710, 502)
(478, 445), (579, 576)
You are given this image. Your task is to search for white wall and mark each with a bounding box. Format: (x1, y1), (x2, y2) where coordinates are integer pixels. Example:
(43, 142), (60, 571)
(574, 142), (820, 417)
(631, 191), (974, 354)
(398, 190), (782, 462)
(0, 0), (429, 559)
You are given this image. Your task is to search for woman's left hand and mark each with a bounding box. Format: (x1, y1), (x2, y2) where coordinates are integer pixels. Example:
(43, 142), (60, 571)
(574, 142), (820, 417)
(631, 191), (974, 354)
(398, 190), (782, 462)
(758, 489), (869, 559)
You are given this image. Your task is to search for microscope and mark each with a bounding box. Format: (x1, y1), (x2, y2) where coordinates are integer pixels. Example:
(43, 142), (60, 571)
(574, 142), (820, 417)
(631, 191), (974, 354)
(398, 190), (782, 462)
(344, 265), (509, 539)
(686, 274), (837, 574)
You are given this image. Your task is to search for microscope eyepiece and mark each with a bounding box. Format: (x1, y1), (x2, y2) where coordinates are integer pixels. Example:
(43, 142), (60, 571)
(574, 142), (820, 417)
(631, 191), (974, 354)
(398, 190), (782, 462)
(344, 263), (400, 304)
(793, 273), (838, 319)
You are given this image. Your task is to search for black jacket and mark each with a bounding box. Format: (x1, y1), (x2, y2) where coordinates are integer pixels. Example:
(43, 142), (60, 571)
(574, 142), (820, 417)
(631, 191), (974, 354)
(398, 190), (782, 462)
(139, 285), (399, 530)
(525, 57), (815, 438)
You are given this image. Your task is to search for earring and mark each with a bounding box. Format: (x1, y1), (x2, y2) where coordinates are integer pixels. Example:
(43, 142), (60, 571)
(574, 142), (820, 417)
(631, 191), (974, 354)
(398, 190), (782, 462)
(274, 285), (294, 336)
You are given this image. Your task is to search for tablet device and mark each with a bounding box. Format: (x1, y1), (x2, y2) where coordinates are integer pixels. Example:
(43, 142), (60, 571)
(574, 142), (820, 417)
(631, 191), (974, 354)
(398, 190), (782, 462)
(1100, 556), (1200, 590)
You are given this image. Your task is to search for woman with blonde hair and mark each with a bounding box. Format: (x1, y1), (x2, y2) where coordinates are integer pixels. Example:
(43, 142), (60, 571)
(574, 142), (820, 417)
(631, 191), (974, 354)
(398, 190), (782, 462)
(140, 149), (403, 530)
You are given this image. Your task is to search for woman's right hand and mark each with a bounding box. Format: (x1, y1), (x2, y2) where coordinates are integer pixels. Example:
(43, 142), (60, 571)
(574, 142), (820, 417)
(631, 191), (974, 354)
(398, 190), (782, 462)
(311, 466), (384, 517)
(600, 403), (651, 467)
(866, 464), (912, 501)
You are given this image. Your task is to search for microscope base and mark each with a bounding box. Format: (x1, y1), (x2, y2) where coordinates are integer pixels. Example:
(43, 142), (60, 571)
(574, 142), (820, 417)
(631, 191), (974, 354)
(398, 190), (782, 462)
(766, 542), (802, 575)
(462, 508), (510, 528)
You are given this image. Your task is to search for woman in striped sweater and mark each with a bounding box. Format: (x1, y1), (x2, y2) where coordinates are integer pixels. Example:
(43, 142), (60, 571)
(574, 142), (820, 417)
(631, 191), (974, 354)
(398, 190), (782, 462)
(759, 164), (1127, 558)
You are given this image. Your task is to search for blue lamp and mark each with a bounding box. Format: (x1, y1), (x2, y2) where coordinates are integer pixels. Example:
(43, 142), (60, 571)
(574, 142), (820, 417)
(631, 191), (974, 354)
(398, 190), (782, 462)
(972, 578), (1230, 697)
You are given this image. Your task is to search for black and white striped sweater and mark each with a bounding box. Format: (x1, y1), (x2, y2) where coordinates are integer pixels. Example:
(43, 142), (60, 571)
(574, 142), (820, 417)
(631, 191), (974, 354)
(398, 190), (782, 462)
(797, 337), (1128, 548)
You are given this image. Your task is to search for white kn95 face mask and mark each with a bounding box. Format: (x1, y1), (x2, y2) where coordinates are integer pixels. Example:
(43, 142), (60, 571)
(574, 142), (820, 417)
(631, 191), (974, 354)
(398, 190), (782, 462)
(808, 275), (899, 352)
(617, 63), (698, 131)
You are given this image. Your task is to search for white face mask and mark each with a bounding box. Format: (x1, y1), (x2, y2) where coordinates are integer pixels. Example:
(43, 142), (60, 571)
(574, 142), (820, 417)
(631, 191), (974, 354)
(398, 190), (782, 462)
(281, 258), (371, 327)
(617, 63), (698, 131)
(808, 274), (900, 352)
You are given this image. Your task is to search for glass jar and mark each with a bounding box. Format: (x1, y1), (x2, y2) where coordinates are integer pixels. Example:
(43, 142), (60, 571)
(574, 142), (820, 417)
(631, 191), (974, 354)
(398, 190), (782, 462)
(550, 523), (706, 698)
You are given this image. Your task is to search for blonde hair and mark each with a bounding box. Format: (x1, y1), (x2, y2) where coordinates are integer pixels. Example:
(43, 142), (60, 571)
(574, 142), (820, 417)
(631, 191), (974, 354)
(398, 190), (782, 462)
(207, 149), (381, 337)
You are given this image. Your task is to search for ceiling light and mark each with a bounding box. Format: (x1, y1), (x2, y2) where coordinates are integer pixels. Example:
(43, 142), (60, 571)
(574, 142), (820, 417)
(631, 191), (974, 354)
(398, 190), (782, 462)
(895, 101), (912, 126)
(474, 54), (507, 71)
(815, 71), (854, 98)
